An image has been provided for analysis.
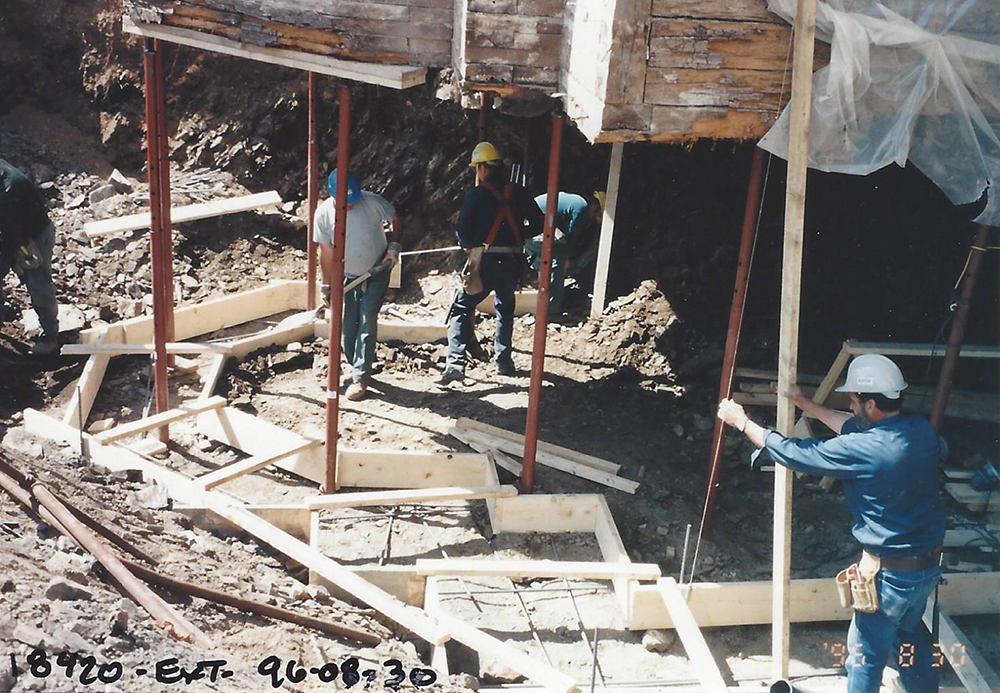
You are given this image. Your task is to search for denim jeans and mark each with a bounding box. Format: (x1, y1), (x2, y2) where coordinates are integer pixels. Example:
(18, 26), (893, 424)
(445, 253), (520, 372)
(523, 236), (569, 314)
(846, 566), (941, 693)
(0, 221), (58, 337)
(341, 264), (390, 383)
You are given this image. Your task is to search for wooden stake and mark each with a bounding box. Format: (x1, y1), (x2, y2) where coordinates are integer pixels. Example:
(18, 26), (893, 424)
(591, 142), (624, 319)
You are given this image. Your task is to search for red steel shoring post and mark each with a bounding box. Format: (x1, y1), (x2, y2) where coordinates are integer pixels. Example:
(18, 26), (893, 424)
(306, 72), (319, 310)
(522, 113), (564, 494)
(154, 40), (176, 365)
(142, 38), (170, 441)
(325, 85), (351, 493)
(701, 146), (766, 536)
(929, 222), (993, 431)
(478, 92), (491, 142)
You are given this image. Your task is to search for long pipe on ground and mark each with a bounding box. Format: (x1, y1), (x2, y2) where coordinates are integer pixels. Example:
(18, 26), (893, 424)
(929, 222), (994, 431)
(325, 85), (352, 494)
(11, 477), (213, 647)
(701, 146), (767, 535)
(120, 558), (380, 646)
(306, 71), (319, 310)
(154, 39), (175, 356)
(522, 113), (564, 494)
(142, 38), (170, 441)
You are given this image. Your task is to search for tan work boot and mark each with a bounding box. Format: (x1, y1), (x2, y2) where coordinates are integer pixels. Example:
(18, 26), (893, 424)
(345, 381), (368, 401)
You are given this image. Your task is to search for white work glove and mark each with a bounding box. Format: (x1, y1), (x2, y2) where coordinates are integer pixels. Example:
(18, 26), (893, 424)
(386, 242), (401, 265)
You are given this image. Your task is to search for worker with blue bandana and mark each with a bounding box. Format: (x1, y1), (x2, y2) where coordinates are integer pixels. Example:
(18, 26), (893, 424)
(314, 169), (401, 401)
(523, 192), (604, 315)
(717, 354), (945, 693)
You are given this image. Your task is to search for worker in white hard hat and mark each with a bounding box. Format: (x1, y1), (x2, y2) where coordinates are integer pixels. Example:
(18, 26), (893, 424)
(717, 353), (945, 693)
(436, 142), (543, 385)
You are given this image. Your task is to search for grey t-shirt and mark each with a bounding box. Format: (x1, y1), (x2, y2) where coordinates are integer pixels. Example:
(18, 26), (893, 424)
(313, 192), (395, 277)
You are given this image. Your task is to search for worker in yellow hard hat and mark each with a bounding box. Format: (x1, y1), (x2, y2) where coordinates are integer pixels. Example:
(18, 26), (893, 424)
(523, 191), (605, 315)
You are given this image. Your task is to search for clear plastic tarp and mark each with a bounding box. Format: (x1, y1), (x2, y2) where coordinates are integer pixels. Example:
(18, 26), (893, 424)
(760, 0), (1000, 224)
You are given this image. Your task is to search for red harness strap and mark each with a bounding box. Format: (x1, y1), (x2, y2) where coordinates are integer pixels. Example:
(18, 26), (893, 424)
(479, 180), (522, 247)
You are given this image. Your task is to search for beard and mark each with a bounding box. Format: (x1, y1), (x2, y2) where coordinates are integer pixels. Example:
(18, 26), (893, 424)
(854, 406), (872, 431)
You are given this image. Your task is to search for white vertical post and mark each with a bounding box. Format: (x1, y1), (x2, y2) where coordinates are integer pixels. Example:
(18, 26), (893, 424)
(590, 141), (624, 319)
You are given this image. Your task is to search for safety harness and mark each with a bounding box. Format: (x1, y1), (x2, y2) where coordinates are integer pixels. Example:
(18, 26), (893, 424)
(478, 180), (522, 250)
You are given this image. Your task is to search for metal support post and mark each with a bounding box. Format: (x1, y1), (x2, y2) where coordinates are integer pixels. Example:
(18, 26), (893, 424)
(154, 40), (175, 364)
(307, 72), (319, 310)
(522, 113), (564, 494)
(325, 85), (352, 493)
(702, 146), (766, 535)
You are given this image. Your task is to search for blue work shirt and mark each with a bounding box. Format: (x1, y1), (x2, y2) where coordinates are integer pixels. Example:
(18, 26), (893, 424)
(456, 170), (542, 248)
(764, 415), (945, 558)
(534, 193), (591, 255)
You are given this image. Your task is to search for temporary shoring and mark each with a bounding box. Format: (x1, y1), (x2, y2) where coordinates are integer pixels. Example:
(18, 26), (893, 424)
(131, 21), (565, 499)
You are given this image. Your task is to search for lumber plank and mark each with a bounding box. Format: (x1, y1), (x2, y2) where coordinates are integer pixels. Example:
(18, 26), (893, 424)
(453, 427), (639, 493)
(628, 573), (1000, 630)
(62, 325), (119, 429)
(845, 341), (1000, 359)
(423, 577), (451, 677)
(491, 494), (601, 533)
(591, 141), (623, 318)
(450, 428), (524, 476)
(199, 353), (228, 400)
(79, 281), (296, 345)
(313, 320), (447, 344)
(62, 342), (232, 355)
(415, 558), (660, 581)
(945, 483), (1000, 512)
(594, 495), (634, 618)
(85, 191), (282, 237)
(456, 418), (620, 473)
(306, 485), (517, 509)
(336, 449), (491, 490)
(198, 440), (321, 489)
(123, 18), (428, 89)
(657, 578), (730, 693)
(476, 290), (537, 316)
(225, 322), (315, 359)
(922, 606), (998, 693)
(96, 396), (227, 443)
(605, 0), (653, 106)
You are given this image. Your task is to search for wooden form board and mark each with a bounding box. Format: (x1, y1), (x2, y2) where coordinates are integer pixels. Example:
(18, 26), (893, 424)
(313, 320), (447, 344)
(336, 450), (492, 490)
(307, 485), (517, 510)
(198, 440), (322, 489)
(62, 342), (232, 355)
(227, 321), (316, 360)
(79, 281), (298, 345)
(123, 18), (430, 89)
(945, 483), (1000, 512)
(84, 191), (282, 238)
(922, 605), (999, 693)
(457, 418), (620, 473)
(96, 396), (227, 443)
(415, 558), (660, 581)
(627, 572), (1000, 630)
(475, 290), (538, 317)
(657, 578), (729, 693)
(62, 325), (119, 429)
(490, 493), (601, 534)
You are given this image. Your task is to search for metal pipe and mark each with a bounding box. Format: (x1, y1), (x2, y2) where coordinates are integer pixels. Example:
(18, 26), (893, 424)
(929, 223), (994, 431)
(142, 38), (170, 441)
(325, 84), (351, 493)
(154, 39), (176, 359)
(120, 558), (380, 645)
(306, 71), (319, 310)
(30, 482), (212, 647)
(0, 468), (72, 537)
(702, 146), (767, 535)
(522, 113), (564, 494)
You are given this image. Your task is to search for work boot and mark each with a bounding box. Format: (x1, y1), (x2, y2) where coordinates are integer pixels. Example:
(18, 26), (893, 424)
(435, 369), (465, 386)
(496, 359), (515, 376)
(29, 333), (59, 356)
(345, 381), (368, 401)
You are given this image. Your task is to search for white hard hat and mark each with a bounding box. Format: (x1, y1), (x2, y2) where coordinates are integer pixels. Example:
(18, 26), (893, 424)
(835, 354), (908, 399)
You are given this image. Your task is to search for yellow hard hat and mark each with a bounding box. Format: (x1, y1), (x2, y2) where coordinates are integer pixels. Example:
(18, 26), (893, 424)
(593, 191), (606, 215)
(470, 141), (502, 168)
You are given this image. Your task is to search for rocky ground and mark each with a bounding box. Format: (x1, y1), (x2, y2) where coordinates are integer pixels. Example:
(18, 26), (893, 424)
(2, 0), (999, 691)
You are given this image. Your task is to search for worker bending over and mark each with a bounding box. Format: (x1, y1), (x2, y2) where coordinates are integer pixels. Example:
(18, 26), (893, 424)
(717, 354), (944, 693)
(314, 169), (401, 401)
(437, 142), (543, 384)
(0, 158), (59, 355)
(524, 191), (603, 315)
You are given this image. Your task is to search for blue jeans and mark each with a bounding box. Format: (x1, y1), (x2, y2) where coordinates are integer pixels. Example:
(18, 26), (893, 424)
(342, 265), (390, 383)
(523, 236), (569, 314)
(0, 221), (58, 337)
(446, 253), (520, 372)
(846, 566), (941, 693)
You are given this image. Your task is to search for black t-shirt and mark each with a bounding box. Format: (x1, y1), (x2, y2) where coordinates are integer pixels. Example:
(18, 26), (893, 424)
(0, 158), (51, 256)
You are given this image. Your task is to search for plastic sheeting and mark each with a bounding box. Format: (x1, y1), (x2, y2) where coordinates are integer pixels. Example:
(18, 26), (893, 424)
(759, 0), (1000, 224)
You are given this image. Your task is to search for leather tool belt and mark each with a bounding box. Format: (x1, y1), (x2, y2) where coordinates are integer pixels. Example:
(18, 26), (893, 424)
(879, 545), (942, 572)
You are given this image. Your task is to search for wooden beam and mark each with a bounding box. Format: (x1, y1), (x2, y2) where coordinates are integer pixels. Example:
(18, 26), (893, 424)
(773, 0), (818, 679)
(96, 396), (227, 443)
(591, 141), (623, 318)
(313, 320), (447, 344)
(415, 558), (660, 581)
(627, 573), (1000, 630)
(845, 341), (1000, 359)
(306, 485), (517, 510)
(62, 325), (119, 429)
(336, 449), (491, 490)
(456, 418), (620, 473)
(922, 606), (998, 693)
(84, 190), (282, 238)
(594, 495), (634, 618)
(79, 281), (297, 345)
(225, 322), (315, 359)
(199, 353), (228, 400)
(657, 578), (729, 693)
(491, 494), (601, 534)
(62, 342), (232, 355)
(476, 290), (538, 317)
(945, 483), (1000, 512)
(423, 577), (451, 678)
(123, 18), (427, 90)
(197, 440), (321, 489)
